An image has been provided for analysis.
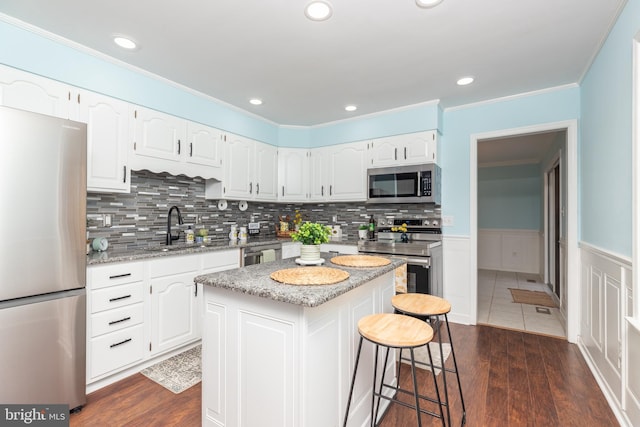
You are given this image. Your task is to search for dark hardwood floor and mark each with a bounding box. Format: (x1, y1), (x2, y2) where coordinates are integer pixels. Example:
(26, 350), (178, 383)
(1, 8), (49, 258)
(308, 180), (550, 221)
(70, 324), (618, 427)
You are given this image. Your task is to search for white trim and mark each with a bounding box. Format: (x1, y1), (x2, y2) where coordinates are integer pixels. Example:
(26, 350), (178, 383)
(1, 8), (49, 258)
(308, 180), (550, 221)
(633, 32), (640, 322)
(580, 241), (633, 267)
(478, 158), (541, 168)
(470, 120), (579, 342)
(445, 83), (579, 113)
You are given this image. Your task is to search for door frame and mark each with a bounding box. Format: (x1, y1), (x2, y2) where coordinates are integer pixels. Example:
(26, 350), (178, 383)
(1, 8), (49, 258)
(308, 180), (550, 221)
(470, 120), (579, 342)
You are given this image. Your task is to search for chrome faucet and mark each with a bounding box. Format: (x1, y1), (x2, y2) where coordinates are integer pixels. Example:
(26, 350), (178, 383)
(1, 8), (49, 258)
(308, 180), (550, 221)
(166, 205), (184, 245)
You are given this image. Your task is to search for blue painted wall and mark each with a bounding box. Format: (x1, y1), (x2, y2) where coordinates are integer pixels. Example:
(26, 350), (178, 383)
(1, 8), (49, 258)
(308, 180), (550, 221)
(0, 19), (280, 145)
(441, 87), (580, 236)
(580, 0), (640, 257)
(478, 164), (542, 230)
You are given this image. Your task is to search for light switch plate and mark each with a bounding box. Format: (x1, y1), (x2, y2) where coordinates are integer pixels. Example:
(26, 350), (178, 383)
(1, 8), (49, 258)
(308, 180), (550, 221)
(442, 216), (454, 226)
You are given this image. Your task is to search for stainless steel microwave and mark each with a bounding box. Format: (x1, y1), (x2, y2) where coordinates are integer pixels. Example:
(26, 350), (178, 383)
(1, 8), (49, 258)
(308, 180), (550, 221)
(367, 164), (441, 204)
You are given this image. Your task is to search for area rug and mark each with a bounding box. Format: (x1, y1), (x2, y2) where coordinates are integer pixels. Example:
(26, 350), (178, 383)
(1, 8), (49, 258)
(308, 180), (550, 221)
(141, 345), (201, 394)
(509, 288), (557, 308)
(400, 342), (451, 375)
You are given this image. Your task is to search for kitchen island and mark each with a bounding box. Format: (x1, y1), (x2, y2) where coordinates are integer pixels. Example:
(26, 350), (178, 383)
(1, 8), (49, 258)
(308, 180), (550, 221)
(194, 254), (405, 427)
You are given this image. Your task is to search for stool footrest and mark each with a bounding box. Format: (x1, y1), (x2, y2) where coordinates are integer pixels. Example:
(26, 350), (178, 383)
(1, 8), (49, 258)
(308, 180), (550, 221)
(374, 383), (445, 418)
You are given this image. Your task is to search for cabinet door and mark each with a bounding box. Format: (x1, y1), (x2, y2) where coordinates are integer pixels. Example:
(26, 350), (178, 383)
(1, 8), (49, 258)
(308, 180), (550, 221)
(132, 106), (186, 163)
(278, 148), (308, 202)
(79, 91), (130, 193)
(224, 134), (254, 198)
(150, 272), (199, 355)
(368, 137), (399, 167)
(328, 142), (367, 201)
(308, 148), (329, 201)
(401, 130), (437, 164)
(187, 121), (223, 169)
(254, 142), (278, 201)
(0, 65), (70, 119)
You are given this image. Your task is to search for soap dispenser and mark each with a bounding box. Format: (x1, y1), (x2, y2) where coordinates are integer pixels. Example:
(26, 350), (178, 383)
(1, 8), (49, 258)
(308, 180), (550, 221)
(186, 226), (195, 244)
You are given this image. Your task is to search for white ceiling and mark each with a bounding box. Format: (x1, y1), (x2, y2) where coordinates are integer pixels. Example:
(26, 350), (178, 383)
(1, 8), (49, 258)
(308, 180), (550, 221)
(478, 131), (563, 168)
(0, 0), (625, 127)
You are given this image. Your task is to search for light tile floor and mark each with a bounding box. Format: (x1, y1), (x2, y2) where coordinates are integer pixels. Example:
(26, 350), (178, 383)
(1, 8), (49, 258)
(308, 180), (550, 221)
(477, 269), (566, 338)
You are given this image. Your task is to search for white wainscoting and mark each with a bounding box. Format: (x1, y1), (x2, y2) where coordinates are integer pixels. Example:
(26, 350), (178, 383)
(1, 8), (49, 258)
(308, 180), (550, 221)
(578, 243), (636, 427)
(478, 229), (541, 275)
(442, 235), (472, 325)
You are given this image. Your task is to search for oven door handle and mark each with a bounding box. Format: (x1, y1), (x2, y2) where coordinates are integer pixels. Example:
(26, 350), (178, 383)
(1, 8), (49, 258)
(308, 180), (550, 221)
(391, 256), (431, 267)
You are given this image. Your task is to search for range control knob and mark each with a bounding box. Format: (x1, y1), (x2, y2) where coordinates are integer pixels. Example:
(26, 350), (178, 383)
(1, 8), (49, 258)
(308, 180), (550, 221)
(431, 220), (439, 227)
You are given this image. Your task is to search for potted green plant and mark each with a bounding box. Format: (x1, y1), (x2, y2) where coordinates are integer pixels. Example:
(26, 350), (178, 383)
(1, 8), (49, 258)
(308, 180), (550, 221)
(358, 224), (369, 240)
(291, 222), (331, 261)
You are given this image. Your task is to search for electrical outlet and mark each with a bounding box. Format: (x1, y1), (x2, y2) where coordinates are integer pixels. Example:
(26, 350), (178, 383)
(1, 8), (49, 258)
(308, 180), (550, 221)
(332, 215), (338, 222)
(442, 216), (454, 226)
(103, 214), (112, 227)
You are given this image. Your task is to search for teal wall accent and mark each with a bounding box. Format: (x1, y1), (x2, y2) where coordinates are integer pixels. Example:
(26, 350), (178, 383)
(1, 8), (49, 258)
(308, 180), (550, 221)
(309, 102), (440, 147)
(478, 164), (542, 230)
(0, 19), (280, 145)
(580, 0), (640, 256)
(441, 86), (580, 236)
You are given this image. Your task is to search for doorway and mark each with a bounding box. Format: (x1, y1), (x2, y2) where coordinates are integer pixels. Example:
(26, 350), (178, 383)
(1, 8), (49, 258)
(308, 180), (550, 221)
(470, 120), (579, 342)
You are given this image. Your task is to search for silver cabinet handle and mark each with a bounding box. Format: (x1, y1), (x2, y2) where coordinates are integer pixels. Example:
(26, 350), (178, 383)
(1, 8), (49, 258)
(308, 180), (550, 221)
(394, 147), (397, 160)
(123, 165), (127, 183)
(249, 182), (253, 194)
(282, 186), (285, 196)
(330, 185), (333, 196)
(404, 147), (407, 159)
(321, 185), (324, 196)
(177, 140), (181, 155)
(256, 183), (260, 194)
(190, 142), (193, 157)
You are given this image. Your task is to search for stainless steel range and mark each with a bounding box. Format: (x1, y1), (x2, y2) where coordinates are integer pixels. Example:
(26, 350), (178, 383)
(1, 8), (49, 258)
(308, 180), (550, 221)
(358, 216), (443, 296)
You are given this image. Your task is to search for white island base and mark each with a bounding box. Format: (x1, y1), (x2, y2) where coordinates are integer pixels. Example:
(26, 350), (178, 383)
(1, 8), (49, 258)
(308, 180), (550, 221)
(202, 271), (397, 427)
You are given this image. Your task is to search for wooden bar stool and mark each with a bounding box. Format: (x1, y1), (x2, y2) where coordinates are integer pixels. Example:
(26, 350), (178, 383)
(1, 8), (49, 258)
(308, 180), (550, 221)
(343, 313), (445, 427)
(391, 294), (467, 426)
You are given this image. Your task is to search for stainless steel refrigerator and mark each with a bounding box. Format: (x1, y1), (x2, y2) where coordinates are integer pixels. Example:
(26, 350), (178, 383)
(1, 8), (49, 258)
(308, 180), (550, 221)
(0, 106), (87, 410)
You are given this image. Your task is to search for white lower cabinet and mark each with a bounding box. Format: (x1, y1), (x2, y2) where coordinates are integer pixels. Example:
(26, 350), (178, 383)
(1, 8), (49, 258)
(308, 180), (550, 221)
(86, 249), (240, 389)
(87, 262), (145, 382)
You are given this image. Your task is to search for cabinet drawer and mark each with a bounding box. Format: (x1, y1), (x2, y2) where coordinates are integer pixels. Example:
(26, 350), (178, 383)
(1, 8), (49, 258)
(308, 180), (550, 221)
(91, 282), (144, 313)
(90, 324), (144, 379)
(149, 254), (200, 278)
(201, 249), (240, 272)
(90, 262), (143, 289)
(91, 303), (144, 337)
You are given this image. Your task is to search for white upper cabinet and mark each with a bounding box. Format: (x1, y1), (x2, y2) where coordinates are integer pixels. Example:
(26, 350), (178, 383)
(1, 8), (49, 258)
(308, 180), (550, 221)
(131, 106), (186, 164)
(368, 130), (438, 167)
(130, 106), (223, 180)
(308, 147), (330, 201)
(254, 141), (278, 201)
(78, 91), (131, 193)
(307, 141), (367, 202)
(328, 141), (367, 201)
(0, 64), (71, 119)
(278, 148), (309, 202)
(208, 134), (277, 201)
(186, 122), (223, 169)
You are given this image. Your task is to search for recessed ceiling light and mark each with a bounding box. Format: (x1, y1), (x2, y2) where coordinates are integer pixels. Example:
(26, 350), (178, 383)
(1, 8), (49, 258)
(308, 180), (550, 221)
(345, 105), (357, 112)
(416, 0), (443, 8)
(249, 98), (263, 106)
(457, 76), (474, 86)
(305, 1), (333, 21)
(113, 36), (137, 50)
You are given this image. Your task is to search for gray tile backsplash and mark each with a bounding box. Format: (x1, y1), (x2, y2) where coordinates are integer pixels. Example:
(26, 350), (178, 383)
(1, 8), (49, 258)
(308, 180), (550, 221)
(87, 170), (439, 251)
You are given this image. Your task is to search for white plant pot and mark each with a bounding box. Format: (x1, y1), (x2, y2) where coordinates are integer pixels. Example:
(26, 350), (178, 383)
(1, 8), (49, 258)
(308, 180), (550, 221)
(300, 244), (321, 261)
(358, 230), (368, 240)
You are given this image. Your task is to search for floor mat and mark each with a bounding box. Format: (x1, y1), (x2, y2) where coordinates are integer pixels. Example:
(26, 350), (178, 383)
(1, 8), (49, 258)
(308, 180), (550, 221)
(140, 345), (201, 394)
(509, 288), (557, 308)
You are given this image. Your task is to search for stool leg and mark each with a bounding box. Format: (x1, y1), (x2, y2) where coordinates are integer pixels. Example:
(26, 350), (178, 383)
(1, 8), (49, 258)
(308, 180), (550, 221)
(373, 346), (392, 426)
(370, 345), (380, 427)
(408, 348), (423, 427)
(434, 316), (451, 426)
(425, 342), (446, 426)
(445, 314), (466, 425)
(343, 336), (364, 427)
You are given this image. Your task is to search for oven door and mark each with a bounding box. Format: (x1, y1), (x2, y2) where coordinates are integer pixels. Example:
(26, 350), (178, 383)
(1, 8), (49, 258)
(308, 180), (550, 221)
(395, 256), (432, 295)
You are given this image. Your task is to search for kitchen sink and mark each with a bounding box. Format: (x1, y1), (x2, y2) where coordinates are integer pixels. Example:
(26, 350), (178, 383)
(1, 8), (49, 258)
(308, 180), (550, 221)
(144, 245), (191, 252)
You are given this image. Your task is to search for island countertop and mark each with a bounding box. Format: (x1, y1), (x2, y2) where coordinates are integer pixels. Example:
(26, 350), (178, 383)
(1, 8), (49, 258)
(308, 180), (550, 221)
(194, 253), (405, 307)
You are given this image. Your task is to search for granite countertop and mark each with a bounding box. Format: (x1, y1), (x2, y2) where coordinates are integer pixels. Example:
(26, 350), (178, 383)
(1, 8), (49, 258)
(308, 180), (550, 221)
(87, 236), (360, 265)
(194, 253), (405, 308)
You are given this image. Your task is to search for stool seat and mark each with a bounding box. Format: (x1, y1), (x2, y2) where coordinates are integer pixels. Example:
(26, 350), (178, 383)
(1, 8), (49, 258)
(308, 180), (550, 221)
(358, 313), (433, 348)
(392, 293), (451, 316)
